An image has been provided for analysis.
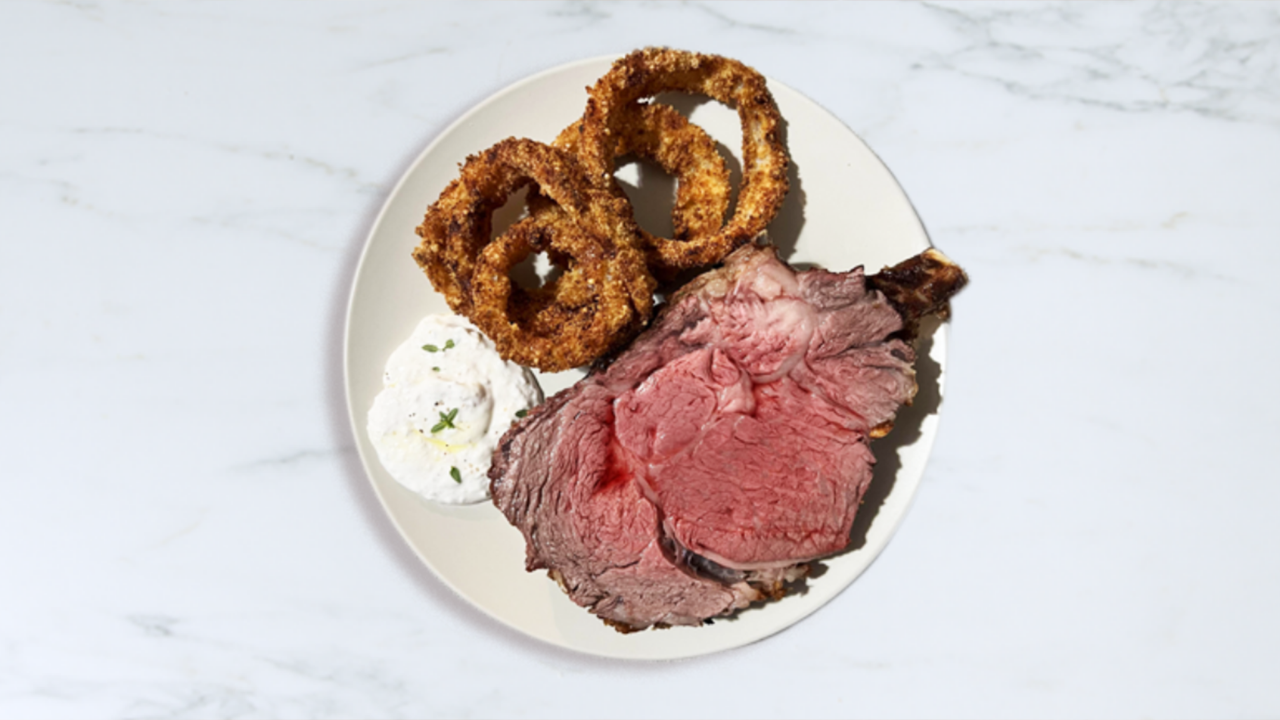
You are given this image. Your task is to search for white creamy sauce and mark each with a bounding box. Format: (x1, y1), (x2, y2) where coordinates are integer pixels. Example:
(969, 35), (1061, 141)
(367, 314), (542, 504)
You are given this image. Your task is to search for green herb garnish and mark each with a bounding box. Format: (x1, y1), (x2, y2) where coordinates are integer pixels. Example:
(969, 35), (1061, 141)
(432, 366), (440, 372)
(444, 339), (455, 350)
(422, 344), (439, 353)
(430, 407), (459, 433)
(449, 466), (462, 484)
(515, 409), (528, 419)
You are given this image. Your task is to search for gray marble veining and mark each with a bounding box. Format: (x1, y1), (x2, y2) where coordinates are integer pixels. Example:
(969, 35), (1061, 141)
(2, 2), (1278, 718)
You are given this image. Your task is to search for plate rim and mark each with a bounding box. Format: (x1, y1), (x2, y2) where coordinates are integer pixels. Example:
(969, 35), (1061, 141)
(342, 54), (943, 660)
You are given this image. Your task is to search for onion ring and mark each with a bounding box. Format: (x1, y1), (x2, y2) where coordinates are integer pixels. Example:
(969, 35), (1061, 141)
(565, 48), (790, 274)
(550, 101), (732, 274)
(470, 210), (644, 371)
(413, 137), (655, 371)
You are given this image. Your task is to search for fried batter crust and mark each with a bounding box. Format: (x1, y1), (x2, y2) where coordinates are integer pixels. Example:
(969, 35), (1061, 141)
(412, 49), (793, 371)
(551, 102), (733, 276)
(568, 48), (791, 274)
(413, 138), (655, 372)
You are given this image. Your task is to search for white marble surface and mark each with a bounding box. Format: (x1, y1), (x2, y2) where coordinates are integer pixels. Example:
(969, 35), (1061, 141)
(3, 1), (1279, 717)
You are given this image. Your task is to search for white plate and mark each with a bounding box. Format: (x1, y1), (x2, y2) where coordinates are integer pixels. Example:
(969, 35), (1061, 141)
(344, 55), (945, 660)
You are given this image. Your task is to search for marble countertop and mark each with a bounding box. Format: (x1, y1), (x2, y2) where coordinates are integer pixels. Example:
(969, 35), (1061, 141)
(4, 2), (1278, 718)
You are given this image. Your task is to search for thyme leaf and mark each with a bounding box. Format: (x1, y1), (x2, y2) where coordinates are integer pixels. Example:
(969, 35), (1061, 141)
(430, 407), (459, 433)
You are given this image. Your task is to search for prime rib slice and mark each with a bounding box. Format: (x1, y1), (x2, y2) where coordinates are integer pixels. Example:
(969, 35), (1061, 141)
(489, 242), (967, 631)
